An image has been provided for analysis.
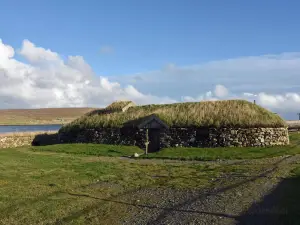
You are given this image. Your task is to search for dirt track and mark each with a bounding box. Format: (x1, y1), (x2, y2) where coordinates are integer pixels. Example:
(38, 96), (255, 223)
(110, 155), (300, 225)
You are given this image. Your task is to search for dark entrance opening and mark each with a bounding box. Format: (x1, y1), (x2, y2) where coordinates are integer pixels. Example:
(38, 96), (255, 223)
(148, 129), (160, 153)
(125, 114), (168, 153)
(196, 128), (210, 146)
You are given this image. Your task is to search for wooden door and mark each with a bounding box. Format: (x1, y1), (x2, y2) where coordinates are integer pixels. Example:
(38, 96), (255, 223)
(148, 129), (160, 152)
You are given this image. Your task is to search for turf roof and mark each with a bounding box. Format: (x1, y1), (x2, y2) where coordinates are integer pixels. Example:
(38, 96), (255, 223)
(60, 100), (286, 133)
(106, 101), (135, 111)
(85, 101), (135, 116)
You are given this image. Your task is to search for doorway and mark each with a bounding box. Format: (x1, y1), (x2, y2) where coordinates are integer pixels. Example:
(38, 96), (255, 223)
(148, 129), (161, 153)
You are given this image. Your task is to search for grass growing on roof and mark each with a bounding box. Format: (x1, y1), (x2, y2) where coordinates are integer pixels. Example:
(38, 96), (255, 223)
(85, 101), (135, 116)
(105, 100), (135, 111)
(60, 100), (286, 133)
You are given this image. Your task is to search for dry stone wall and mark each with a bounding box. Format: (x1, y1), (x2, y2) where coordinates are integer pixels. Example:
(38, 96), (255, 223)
(59, 128), (147, 149)
(0, 132), (58, 148)
(159, 128), (208, 148)
(159, 127), (289, 148)
(59, 127), (289, 150)
(0, 135), (35, 148)
(0, 127), (288, 150)
(208, 127), (289, 147)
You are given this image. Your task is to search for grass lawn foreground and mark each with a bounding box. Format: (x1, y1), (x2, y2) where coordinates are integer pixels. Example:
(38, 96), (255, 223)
(0, 133), (300, 224)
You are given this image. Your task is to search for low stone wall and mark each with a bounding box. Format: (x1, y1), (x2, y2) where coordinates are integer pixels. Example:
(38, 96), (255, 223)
(159, 128), (207, 148)
(59, 127), (289, 150)
(159, 127), (289, 148)
(59, 128), (147, 149)
(1, 127), (287, 149)
(208, 127), (289, 147)
(0, 131), (58, 149)
(0, 134), (35, 148)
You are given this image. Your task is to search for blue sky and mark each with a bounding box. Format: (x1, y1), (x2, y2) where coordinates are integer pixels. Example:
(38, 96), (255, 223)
(0, 0), (300, 119)
(1, 0), (300, 75)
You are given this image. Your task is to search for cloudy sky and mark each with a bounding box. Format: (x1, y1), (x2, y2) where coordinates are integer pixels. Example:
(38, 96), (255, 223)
(1, 1), (300, 119)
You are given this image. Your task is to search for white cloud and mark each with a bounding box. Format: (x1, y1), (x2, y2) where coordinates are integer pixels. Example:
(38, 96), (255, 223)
(19, 39), (61, 64)
(0, 39), (174, 109)
(182, 90), (220, 102)
(257, 92), (300, 112)
(1, 38), (300, 119)
(243, 92), (257, 97)
(214, 84), (228, 97)
(112, 53), (300, 98)
(180, 83), (300, 118)
(0, 40), (14, 60)
(162, 63), (177, 72)
(100, 45), (114, 54)
(66, 56), (94, 76)
(108, 53), (300, 118)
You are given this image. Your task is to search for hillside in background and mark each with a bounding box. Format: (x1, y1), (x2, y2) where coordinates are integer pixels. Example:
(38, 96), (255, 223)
(0, 108), (98, 125)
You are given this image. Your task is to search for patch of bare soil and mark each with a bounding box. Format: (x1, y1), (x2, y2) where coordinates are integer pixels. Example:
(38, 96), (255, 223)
(105, 155), (300, 225)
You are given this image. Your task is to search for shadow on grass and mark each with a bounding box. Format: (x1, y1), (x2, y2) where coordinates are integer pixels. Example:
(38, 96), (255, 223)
(236, 173), (300, 225)
(55, 192), (237, 225)
(5, 156), (297, 224)
(31, 133), (60, 146)
(145, 156), (290, 225)
(52, 156), (290, 224)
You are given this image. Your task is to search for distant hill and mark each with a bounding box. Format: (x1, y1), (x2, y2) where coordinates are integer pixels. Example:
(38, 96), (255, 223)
(0, 108), (98, 125)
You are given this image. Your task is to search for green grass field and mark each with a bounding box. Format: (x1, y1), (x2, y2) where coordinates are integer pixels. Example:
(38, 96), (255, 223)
(1, 133), (300, 224)
(0, 146), (251, 224)
(30, 143), (144, 157)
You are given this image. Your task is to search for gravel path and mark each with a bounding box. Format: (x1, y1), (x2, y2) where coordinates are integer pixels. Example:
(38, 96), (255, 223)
(111, 155), (300, 225)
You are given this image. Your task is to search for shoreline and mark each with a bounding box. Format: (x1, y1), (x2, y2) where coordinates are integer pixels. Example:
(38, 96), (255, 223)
(0, 124), (63, 126)
(0, 130), (57, 137)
